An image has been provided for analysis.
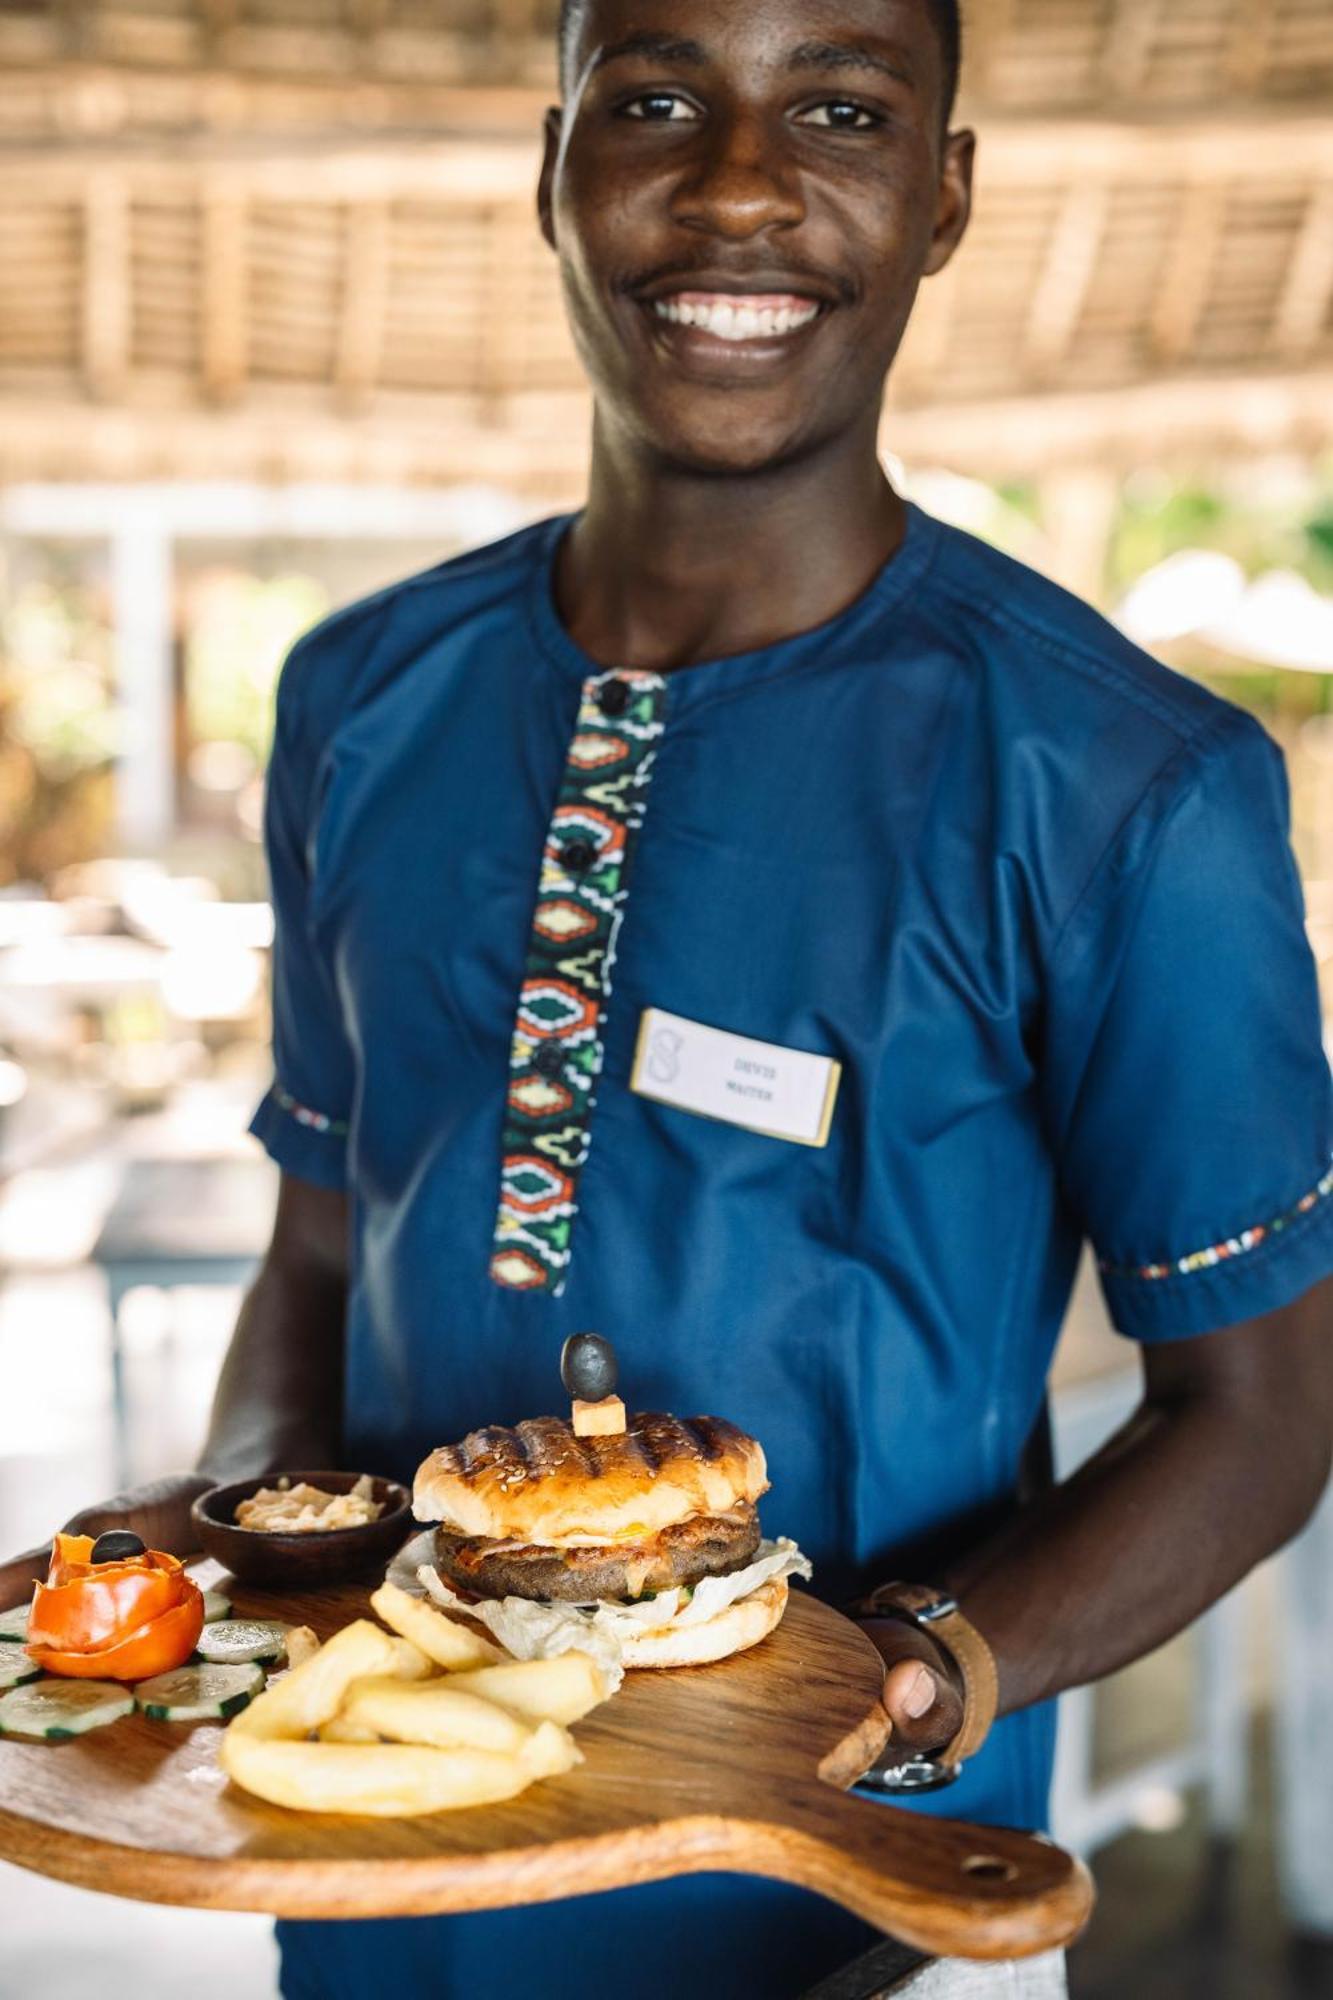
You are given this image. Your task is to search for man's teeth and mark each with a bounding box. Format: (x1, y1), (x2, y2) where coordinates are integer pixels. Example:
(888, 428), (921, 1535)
(652, 297), (821, 341)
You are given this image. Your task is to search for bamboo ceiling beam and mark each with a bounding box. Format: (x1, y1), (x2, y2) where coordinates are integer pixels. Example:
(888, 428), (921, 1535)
(1149, 182), (1226, 364)
(1023, 182), (1109, 376)
(1100, 0), (1164, 98)
(892, 257), (962, 398)
(0, 367), (1329, 493)
(1271, 185), (1333, 362)
(334, 198), (389, 410)
(881, 366), (1333, 476)
(1224, 3), (1276, 94)
(52, 0), (87, 61)
(200, 0), (240, 41)
(493, 0), (546, 38)
(479, 199), (539, 408)
(9, 112), (1333, 199)
(81, 174), (130, 400)
(957, 0), (1017, 89)
(1, 1), (1328, 114)
(200, 184), (248, 402)
(346, 0), (391, 36)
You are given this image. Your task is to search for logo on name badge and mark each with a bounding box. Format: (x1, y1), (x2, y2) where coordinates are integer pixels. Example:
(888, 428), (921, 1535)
(645, 1024), (684, 1085)
(629, 1007), (841, 1148)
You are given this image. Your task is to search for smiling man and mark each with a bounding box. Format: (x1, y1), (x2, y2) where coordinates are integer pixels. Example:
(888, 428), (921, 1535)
(7, 3), (1333, 1998)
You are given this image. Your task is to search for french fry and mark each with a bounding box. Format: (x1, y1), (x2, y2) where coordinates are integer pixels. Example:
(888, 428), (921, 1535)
(226, 1620), (399, 1741)
(370, 1581), (504, 1670)
(340, 1677), (536, 1754)
(314, 1641), (430, 1737)
(449, 1652), (614, 1726)
(284, 1626), (320, 1669)
(220, 1719), (580, 1816)
(385, 1636), (433, 1680)
(318, 1713), (382, 1744)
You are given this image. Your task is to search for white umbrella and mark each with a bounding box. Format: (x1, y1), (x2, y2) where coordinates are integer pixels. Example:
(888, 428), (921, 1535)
(1117, 550), (1333, 672)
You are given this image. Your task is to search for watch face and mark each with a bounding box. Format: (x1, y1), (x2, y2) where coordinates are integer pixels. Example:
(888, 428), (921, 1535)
(856, 1755), (962, 1795)
(916, 1593), (960, 1624)
(860, 1582), (957, 1624)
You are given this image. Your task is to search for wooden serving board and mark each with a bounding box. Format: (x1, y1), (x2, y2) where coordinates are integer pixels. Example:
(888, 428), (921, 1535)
(0, 1537), (1092, 1961)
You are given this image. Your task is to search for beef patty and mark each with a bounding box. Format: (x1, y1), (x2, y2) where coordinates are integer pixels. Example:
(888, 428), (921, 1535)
(432, 1503), (762, 1603)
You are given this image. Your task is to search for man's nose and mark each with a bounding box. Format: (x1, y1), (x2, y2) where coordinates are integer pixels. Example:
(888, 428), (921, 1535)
(668, 112), (805, 238)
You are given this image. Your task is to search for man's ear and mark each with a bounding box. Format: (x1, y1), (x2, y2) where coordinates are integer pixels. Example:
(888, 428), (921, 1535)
(537, 105), (562, 252)
(923, 127), (975, 277)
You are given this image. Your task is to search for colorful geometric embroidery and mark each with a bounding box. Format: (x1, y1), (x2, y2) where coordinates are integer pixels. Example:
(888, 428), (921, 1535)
(1099, 1161), (1333, 1281)
(273, 1084), (348, 1137)
(490, 669), (667, 1295)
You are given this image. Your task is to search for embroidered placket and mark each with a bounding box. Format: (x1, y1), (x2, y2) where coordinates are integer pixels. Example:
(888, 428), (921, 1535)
(489, 670), (667, 1295)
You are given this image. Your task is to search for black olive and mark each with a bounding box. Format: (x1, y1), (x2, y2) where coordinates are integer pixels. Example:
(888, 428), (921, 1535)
(560, 1331), (618, 1402)
(90, 1529), (146, 1563)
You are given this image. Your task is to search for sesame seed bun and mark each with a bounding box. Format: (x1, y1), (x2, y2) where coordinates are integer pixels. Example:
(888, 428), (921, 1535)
(412, 1413), (769, 1546)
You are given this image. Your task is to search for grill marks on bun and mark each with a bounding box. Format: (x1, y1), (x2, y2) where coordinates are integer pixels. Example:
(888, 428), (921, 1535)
(444, 1415), (733, 1486)
(413, 1413), (769, 1545)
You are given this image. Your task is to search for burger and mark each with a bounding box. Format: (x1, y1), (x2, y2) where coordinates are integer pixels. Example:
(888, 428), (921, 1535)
(411, 1411), (810, 1670)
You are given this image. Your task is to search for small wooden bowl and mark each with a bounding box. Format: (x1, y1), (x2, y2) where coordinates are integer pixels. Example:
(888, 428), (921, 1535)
(191, 1471), (413, 1588)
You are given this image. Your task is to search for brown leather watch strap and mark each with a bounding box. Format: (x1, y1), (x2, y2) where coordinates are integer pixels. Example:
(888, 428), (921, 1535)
(856, 1580), (999, 1767)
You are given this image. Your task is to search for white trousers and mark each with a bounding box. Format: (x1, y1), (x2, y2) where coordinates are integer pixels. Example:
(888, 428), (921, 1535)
(890, 1952), (1067, 1998)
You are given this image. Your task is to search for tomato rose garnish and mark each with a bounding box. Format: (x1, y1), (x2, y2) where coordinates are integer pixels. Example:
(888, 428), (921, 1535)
(27, 1534), (204, 1681)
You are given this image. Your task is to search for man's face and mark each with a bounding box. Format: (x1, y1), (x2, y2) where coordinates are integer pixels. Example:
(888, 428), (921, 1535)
(540, 0), (973, 477)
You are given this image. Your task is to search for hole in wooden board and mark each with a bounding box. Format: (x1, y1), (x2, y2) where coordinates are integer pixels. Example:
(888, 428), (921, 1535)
(962, 1854), (1019, 1884)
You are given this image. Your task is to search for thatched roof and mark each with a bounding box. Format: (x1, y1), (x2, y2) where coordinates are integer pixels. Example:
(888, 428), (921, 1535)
(2, 0), (1331, 493)
(3, 0), (1330, 111)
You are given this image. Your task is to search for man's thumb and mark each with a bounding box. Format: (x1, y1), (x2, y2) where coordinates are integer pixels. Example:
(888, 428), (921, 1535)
(882, 1656), (963, 1753)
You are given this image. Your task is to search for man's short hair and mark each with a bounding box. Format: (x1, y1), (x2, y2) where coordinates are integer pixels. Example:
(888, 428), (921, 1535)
(556, 1), (963, 125)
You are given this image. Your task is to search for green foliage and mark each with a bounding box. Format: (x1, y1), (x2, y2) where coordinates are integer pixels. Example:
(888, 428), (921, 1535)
(185, 570), (329, 767)
(0, 555), (116, 883)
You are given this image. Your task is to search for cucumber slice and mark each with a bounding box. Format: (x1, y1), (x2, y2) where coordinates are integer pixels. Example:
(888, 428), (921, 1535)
(134, 1662), (264, 1722)
(195, 1620), (287, 1666)
(0, 1654), (42, 1692)
(0, 1600), (32, 1644)
(0, 1679), (133, 1739)
(201, 1589), (232, 1623)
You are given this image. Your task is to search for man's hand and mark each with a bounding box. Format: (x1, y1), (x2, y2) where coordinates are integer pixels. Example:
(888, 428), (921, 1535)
(862, 1616), (964, 1757)
(0, 1472), (213, 1610)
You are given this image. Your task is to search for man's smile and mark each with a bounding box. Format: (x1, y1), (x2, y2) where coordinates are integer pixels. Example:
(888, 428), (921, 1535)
(650, 291), (824, 341)
(627, 269), (841, 365)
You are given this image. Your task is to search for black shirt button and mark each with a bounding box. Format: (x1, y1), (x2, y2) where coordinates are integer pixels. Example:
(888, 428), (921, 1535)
(596, 678), (630, 718)
(561, 838), (596, 874)
(533, 1043), (566, 1079)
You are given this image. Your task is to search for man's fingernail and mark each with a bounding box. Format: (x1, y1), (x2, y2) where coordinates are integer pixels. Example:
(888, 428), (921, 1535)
(903, 1666), (935, 1718)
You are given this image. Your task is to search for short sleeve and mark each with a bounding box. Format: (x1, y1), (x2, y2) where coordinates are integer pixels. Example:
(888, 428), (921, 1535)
(248, 641), (354, 1190)
(1043, 709), (1333, 1341)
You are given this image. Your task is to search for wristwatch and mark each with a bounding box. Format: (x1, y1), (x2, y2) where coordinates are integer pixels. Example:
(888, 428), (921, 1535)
(853, 1581), (999, 1794)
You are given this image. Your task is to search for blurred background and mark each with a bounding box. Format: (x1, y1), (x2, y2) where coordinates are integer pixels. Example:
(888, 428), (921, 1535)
(0, 3), (1331, 1996)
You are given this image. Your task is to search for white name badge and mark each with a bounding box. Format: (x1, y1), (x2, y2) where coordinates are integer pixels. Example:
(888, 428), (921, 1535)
(629, 1007), (841, 1148)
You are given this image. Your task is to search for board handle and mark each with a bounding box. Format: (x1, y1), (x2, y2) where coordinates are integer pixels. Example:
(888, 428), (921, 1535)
(737, 1782), (1094, 1961)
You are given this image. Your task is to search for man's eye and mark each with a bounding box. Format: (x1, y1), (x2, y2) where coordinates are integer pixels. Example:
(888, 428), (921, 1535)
(798, 101), (881, 131)
(621, 93), (696, 122)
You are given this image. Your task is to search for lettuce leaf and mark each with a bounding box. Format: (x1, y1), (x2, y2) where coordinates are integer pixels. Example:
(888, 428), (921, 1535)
(417, 1538), (812, 1672)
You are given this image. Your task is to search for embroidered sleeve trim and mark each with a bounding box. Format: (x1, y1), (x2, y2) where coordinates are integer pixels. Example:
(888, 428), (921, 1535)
(490, 670), (667, 1297)
(1098, 1160), (1333, 1282)
(273, 1084), (349, 1138)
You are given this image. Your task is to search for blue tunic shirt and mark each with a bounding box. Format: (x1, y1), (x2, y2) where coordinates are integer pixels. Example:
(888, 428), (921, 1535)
(251, 503), (1333, 1999)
